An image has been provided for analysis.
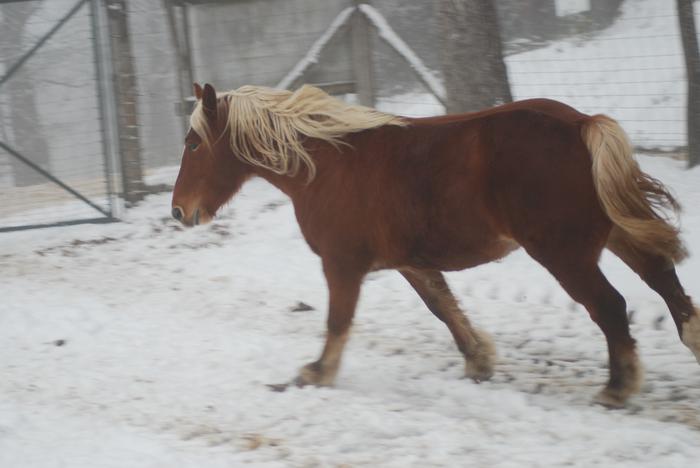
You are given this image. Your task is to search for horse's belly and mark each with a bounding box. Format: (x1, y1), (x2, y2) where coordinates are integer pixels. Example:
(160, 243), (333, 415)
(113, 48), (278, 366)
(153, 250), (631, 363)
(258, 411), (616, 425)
(401, 235), (520, 272)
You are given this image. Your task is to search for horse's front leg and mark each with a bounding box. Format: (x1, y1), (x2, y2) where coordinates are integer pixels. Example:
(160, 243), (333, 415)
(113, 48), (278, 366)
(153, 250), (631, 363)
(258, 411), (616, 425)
(295, 261), (364, 387)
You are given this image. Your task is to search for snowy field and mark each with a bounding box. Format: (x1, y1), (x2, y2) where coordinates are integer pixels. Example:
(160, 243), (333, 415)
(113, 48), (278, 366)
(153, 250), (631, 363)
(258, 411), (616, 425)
(1, 154), (700, 467)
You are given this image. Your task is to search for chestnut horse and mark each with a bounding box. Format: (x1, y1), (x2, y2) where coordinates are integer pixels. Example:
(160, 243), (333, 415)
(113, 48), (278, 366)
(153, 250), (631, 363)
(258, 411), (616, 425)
(172, 83), (699, 407)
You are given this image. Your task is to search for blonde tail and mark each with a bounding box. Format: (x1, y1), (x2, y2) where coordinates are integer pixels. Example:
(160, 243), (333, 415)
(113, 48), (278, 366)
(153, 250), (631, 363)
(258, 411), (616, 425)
(581, 115), (687, 263)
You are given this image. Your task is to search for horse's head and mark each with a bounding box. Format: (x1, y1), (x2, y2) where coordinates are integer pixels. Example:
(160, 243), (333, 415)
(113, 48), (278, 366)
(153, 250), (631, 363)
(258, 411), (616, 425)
(171, 83), (252, 226)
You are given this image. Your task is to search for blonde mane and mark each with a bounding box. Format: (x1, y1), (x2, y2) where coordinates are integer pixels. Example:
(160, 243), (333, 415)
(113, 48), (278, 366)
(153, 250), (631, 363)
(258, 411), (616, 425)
(189, 84), (406, 179)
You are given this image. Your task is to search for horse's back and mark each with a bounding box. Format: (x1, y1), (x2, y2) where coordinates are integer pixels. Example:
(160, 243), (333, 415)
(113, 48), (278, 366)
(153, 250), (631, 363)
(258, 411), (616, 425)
(410, 98), (589, 128)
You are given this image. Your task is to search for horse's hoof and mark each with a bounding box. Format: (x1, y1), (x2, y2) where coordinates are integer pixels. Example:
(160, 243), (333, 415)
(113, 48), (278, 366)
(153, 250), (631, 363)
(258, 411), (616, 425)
(463, 329), (496, 383)
(294, 361), (336, 387)
(266, 371), (324, 391)
(464, 361), (494, 383)
(593, 389), (627, 409)
(293, 374), (313, 387)
(266, 373), (319, 391)
(594, 353), (642, 409)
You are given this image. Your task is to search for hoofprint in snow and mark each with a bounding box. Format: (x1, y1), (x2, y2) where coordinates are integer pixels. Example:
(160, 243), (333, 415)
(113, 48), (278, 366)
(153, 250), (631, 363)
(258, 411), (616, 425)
(1, 154), (699, 468)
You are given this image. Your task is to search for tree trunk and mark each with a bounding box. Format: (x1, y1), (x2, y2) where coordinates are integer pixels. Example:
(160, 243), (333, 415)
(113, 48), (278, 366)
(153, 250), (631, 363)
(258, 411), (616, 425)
(438, 0), (512, 114)
(1, 3), (52, 187)
(677, 0), (700, 168)
(106, 0), (145, 204)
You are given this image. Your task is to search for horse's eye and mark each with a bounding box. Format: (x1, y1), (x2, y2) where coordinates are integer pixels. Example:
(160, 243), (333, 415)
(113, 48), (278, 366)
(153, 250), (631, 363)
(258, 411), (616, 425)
(188, 143), (199, 151)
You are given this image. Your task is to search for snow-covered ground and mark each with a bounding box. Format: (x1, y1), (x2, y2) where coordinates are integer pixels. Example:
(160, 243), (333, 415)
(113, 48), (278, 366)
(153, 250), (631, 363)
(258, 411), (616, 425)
(1, 154), (700, 467)
(3, 1), (700, 466)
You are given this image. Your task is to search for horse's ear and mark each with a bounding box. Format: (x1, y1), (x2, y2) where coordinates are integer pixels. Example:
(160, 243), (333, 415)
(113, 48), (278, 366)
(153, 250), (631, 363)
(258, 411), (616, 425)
(202, 83), (217, 120)
(193, 82), (203, 100)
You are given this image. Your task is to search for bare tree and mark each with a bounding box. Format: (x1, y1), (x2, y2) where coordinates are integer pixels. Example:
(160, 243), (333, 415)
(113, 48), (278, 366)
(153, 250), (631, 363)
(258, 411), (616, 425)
(677, 0), (700, 168)
(438, 0), (512, 114)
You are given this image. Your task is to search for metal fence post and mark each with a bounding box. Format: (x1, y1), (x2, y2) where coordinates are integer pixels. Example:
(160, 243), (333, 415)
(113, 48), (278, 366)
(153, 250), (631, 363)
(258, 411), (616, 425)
(90, 0), (118, 218)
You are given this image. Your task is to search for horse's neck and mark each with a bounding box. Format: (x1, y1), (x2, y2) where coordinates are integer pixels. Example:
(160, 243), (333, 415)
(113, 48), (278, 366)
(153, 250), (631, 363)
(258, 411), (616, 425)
(252, 165), (309, 200)
(251, 139), (333, 198)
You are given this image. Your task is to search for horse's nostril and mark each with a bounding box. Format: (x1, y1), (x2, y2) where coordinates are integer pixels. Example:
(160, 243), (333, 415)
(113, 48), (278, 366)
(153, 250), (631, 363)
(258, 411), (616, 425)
(172, 206), (184, 221)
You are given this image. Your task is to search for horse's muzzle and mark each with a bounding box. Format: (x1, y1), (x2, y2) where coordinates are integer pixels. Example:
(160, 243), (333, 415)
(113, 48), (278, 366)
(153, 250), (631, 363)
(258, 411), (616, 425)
(171, 205), (200, 226)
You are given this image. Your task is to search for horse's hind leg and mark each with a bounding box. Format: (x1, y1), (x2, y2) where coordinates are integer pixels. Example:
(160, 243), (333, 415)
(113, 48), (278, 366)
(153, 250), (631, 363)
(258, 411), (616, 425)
(401, 268), (496, 381)
(525, 246), (642, 407)
(607, 227), (700, 363)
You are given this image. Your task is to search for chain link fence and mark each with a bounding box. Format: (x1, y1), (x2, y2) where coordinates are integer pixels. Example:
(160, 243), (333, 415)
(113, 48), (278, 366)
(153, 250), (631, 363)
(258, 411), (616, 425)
(0, 0), (696, 231)
(0, 0), (118, 231)
(129, 0), (696, 163)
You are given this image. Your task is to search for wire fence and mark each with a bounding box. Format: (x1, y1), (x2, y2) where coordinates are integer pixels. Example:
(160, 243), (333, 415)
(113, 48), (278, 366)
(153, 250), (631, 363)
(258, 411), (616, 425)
(0, 0), (696, 231)
(0, 0), (116, 231)
(506, 3), (689, 151)
(127, 0), (693, 166)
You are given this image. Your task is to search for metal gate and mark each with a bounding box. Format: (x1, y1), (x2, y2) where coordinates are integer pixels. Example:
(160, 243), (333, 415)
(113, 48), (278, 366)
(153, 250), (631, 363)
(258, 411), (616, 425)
(0, 0), (119, 232)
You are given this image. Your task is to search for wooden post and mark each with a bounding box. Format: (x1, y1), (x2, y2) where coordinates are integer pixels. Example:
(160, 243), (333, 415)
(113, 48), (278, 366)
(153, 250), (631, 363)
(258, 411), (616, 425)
(351, 1), (374, 106)
(105, 0), (145, 204)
